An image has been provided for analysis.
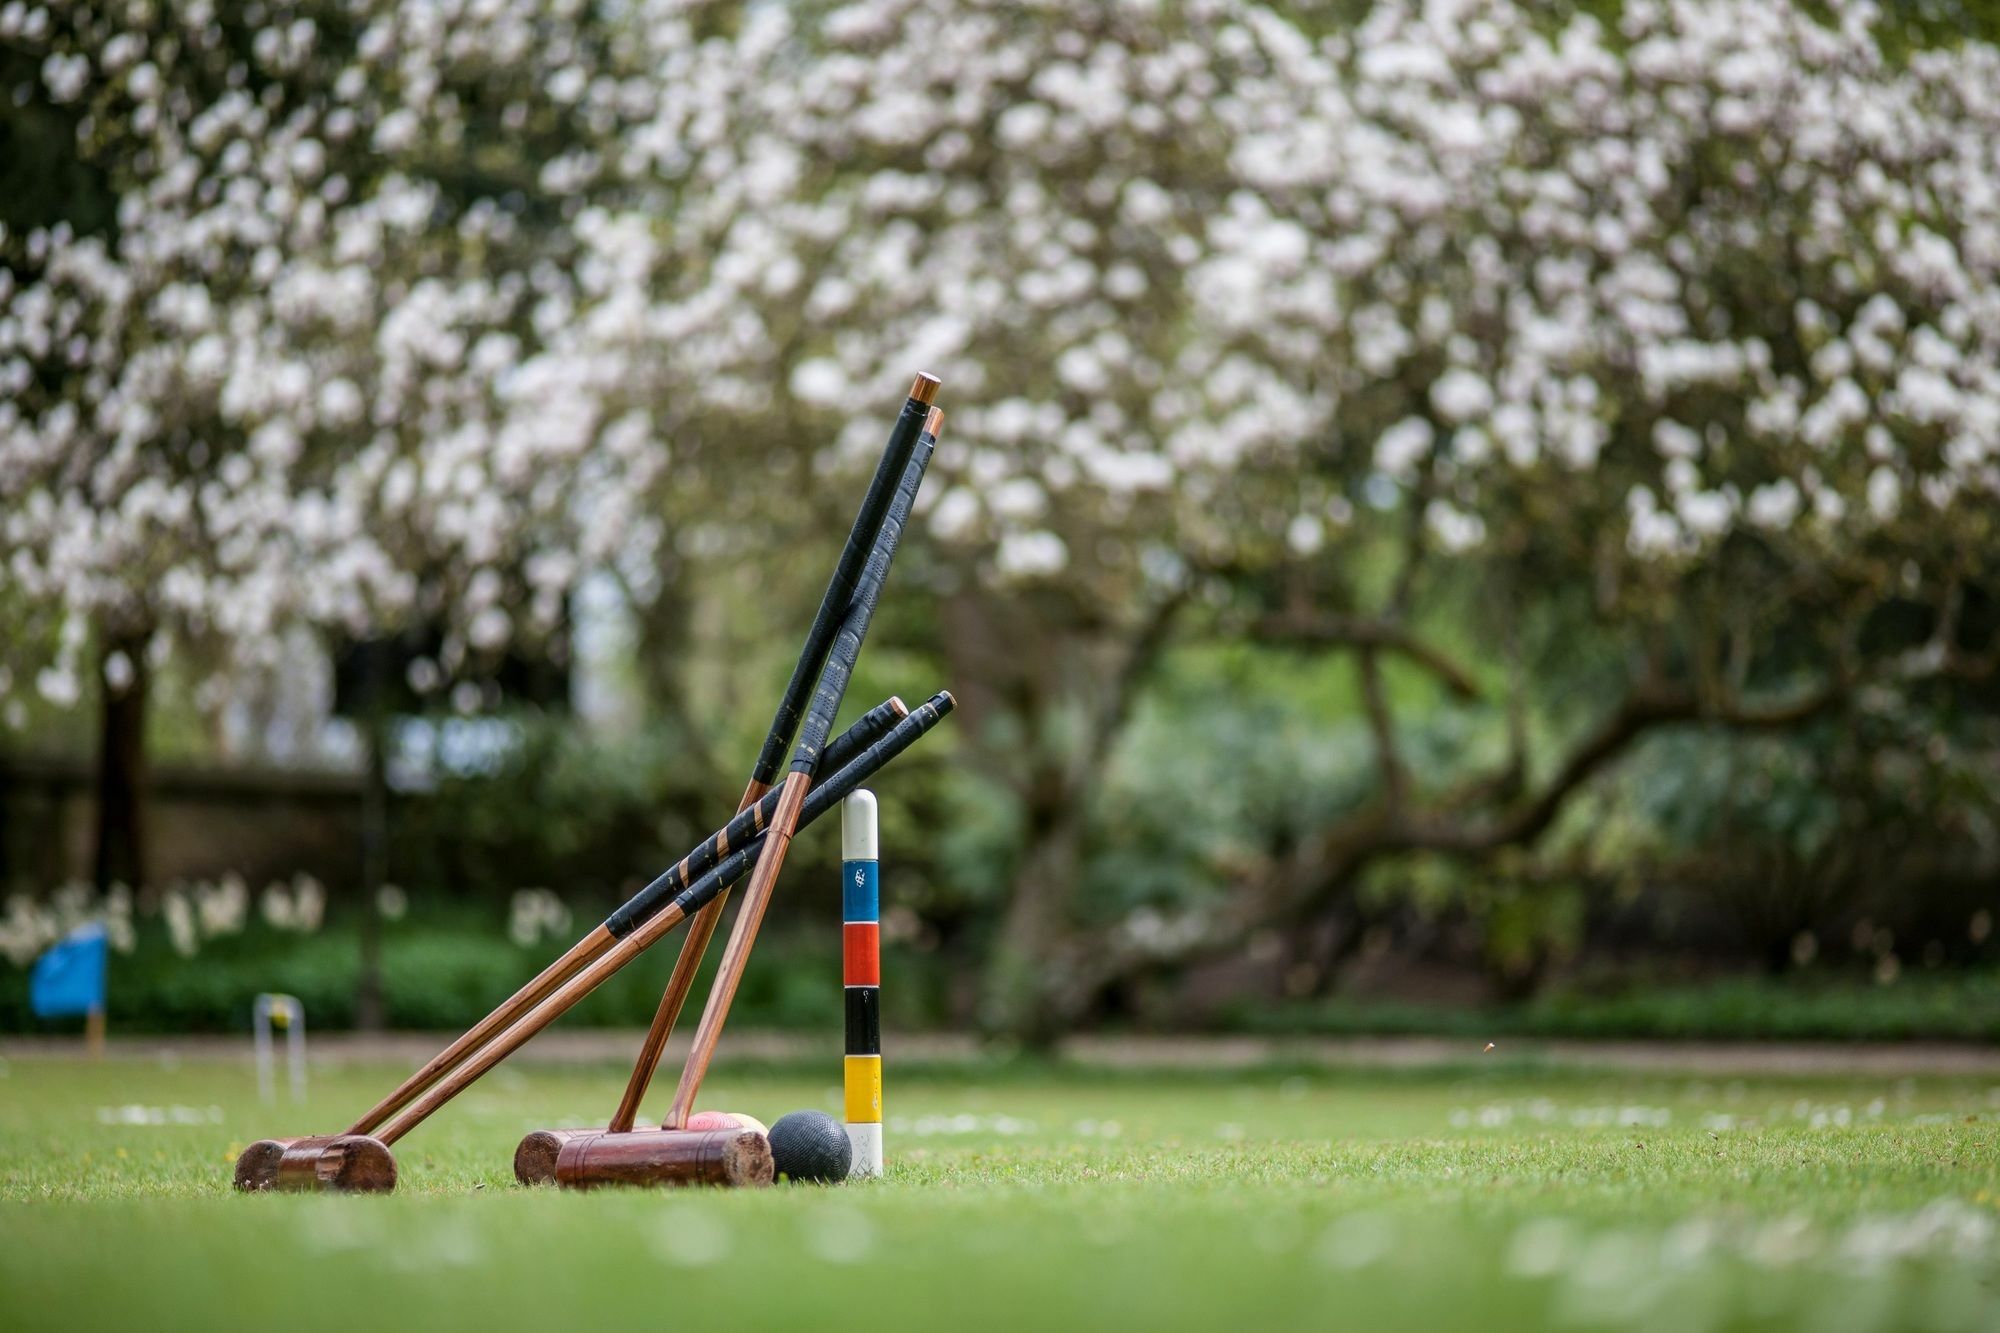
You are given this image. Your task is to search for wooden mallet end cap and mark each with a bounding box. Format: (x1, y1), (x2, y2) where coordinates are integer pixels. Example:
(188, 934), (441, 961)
(515, 1129), (577, 1186)
(233, 1137), (294, 1192)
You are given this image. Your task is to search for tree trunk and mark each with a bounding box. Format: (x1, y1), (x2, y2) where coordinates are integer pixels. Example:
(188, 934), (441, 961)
(977, 778), (1089, 1046)
(633, 574), (697, 723)
(355, 665), (390, 1032)
(941, 580), (1184, 1045)
(92, 632), (149, 892)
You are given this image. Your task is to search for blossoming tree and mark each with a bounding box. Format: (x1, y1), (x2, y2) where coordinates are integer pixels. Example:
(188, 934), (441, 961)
(1173, 0), (2000, 1001)
(0, 1), (692, 896)
(617, 0), (2000, 1036)
(6, 0), (1997, 1042)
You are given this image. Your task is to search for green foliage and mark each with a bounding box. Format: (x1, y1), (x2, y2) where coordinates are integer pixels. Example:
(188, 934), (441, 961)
(1235, 970), (2000, 1042)
(0, 909), (956, 1036)
(1577, 717), (2000, 964)
(1085, 686), (1375, 919)
(1059, 641), (1395, 924)
(0, 46), (116, 238)
(5, 0), (1999, 1043)
(1630, 733), (1850, 860)
(389, 712), (720, 912)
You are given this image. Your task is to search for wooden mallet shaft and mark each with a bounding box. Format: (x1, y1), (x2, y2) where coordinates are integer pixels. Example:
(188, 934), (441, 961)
(607, 375), (939, 1135)
(339, 697), (906, 1137)
(367, 694), (954, 1148)
(661, 407), (943, 1129)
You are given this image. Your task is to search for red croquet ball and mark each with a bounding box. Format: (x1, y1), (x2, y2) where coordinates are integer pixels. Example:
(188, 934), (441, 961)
(683, 1110), (769, 1135)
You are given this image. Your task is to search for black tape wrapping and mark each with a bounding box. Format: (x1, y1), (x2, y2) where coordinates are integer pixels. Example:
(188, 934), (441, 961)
(752, 397), (930, 786)
(672, 691), (954, 920)
(789, 429), (937, 777)
(601, 697), (906, 939)
(812, 698), (906, 790)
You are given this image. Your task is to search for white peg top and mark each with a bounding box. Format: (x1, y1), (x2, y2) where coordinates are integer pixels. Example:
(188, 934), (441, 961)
(841, 788), (879, 860)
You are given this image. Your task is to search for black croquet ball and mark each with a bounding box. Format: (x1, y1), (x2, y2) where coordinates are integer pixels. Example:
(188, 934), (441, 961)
(768, 1110), (852, 1184)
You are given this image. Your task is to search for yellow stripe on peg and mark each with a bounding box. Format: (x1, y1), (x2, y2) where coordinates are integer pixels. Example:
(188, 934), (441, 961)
(843, 1054), (882, 1125)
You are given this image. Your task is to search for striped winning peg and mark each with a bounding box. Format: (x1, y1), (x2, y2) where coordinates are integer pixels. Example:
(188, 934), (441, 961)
(841, 789), (883, 1178)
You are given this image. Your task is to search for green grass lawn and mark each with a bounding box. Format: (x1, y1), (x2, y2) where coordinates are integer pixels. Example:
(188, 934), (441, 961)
(2, 1052), (1997, 1331)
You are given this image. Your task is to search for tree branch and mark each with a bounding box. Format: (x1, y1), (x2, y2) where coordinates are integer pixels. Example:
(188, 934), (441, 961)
(1439, 604), (1527, 814)
(1357, 648), (1407, 808)
(1899, 576), (2000, 680)
(1501, 606), (1528, 792)
(1253, 613), (1482, 701)
(1386, 483), (1427, 618)
(1055, 674), (1864, 1007)
(1051, 617), (2000, 1022)
(1072, 588), (1188, 792)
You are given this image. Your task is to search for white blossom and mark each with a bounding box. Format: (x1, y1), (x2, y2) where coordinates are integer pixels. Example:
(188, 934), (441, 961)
(5, 0), (1996, 730)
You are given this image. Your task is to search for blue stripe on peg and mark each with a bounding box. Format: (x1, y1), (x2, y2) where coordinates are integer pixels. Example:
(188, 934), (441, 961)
(842, 860), (879, 924)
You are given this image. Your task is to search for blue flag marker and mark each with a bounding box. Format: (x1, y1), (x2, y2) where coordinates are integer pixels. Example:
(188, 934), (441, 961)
(30, 923), (108, 1019)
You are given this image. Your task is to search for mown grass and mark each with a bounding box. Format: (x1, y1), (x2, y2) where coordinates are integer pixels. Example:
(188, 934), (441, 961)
(1, 1052), (1997, 1331)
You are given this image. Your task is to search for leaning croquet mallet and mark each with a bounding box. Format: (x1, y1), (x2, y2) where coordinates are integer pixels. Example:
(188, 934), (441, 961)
(523, 425), (944, 1185)
(241, 693), (956, 1194)
(499, 696), (958, 1186)
(600, 403), (940, 1132)
(230, 701), (904, 1193)
(354, 696), (903, 1136)
(842, 789), (884, 1178)
(235, 380), (936, 1192)
(341, 373), (934, 1143)
(607, 374), (940, 1135)
(660, 405), (942, 1132)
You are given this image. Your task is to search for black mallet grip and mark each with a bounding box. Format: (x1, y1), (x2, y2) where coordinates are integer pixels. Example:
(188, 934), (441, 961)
(356, 693), (956, 1150)
(601, 697), (906, 940)
(671, 691), (955, 920)
(753, 375), (938, 786)
(790, 422), (938, 777)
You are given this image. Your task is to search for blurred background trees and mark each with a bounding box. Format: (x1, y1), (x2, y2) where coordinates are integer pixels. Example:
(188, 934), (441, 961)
(2, 0), (1997, 1043)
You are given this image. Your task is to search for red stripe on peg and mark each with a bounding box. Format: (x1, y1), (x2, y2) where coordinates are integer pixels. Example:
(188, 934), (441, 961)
(842, 923), (880, 987)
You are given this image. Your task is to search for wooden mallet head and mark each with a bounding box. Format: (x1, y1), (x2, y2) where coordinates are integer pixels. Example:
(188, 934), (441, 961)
(233, 1134), (398, 1193)
(514, 1125), (773, 1190)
